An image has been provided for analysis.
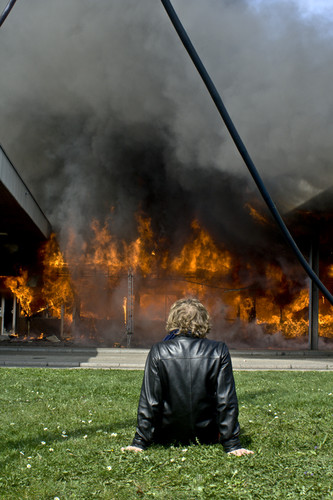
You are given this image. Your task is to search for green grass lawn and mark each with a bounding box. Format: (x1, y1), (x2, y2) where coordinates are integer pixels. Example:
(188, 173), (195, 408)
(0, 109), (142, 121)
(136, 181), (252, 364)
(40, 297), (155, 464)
(0, 369), (332, 499)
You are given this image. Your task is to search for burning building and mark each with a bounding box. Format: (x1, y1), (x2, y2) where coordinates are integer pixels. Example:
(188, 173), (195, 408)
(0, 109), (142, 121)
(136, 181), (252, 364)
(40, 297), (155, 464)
(0, 145), (52, 337)
(2, 158), (332, 349)
(0, 1), (332, 348)
(287, 187), (333, 350)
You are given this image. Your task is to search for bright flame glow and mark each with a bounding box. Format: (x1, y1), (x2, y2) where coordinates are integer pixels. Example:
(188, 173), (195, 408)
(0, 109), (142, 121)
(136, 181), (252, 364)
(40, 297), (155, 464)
(3, 214), (332, 344)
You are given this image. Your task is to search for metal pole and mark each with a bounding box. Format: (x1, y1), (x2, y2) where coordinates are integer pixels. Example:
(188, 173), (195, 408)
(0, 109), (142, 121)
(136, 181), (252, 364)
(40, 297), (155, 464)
(60, 303), (65, 340)
(127, 269), (134, 347)
(308, 236), (319, 350)
(0, 296), (4, 335)
(12, 295), (17, 332)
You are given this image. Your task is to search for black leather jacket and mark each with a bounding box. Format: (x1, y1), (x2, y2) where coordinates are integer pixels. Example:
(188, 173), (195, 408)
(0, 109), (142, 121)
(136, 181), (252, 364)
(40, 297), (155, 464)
(131, 335), (241, 452)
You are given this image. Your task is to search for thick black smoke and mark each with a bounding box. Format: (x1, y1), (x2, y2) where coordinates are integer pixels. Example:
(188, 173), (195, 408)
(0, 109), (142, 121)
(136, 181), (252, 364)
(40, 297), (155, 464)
(1, 0), (332, 269)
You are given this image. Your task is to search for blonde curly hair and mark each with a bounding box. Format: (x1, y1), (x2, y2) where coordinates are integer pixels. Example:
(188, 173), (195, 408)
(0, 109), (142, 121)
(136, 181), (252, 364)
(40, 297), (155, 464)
(166, 298), (211, 338)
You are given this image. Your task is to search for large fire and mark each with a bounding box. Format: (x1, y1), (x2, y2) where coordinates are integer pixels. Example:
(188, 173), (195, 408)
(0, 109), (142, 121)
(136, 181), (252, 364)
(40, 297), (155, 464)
(5, 270), (39, 319)
(2, 214), (333, 346)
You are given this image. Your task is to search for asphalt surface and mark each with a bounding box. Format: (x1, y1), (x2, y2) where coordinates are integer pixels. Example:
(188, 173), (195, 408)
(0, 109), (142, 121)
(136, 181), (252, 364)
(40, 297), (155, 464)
(1, 345), (333, 370)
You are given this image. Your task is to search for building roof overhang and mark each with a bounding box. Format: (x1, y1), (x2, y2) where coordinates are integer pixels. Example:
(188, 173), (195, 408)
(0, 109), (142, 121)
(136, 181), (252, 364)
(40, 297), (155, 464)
(0, 145), (52, 275)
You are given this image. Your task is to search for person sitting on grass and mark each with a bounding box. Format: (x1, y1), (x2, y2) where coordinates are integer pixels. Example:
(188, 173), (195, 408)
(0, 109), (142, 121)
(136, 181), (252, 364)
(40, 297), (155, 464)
(122, 298), (253, 457)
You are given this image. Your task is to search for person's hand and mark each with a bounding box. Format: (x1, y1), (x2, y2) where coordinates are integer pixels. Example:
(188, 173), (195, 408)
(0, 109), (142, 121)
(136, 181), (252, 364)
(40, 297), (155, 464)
(228, 448), (254, 456)
(121, 446), (143, 453)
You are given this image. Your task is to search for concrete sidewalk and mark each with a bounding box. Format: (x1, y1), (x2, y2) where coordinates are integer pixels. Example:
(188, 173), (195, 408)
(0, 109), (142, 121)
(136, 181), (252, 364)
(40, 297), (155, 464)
(1, 346), (333, 370)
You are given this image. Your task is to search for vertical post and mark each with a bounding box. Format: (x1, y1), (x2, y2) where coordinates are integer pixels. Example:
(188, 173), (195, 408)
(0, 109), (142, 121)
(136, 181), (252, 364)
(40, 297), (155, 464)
(127, 269), (134, 347)
(60, 304), (65, 340)
(308, 235), (319, 350)
(72, 295), (81, 326)
(12, 295), (17, 333)
(0, 296), (4, 335)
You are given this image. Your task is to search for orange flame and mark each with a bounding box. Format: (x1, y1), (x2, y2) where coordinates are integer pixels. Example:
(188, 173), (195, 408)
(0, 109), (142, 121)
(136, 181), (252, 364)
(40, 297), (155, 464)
(123, 297), (127, 326)
(79, 215), (155, 275)
(329, 265), (333, 278)
(170, 220), (232, 277)
(246, 203), (270, 225)
(4, 270), (43, 318)
(40, 234), (74, 319)
(5, 213), (331, 343)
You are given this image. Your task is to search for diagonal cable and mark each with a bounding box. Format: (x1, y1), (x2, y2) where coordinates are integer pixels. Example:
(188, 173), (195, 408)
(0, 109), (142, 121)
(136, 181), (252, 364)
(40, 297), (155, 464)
(160, 0), (333, 305)
(0, 0), (18, 27)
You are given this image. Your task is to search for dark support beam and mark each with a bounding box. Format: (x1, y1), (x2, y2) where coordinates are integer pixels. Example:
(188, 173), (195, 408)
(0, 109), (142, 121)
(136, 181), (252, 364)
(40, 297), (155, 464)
(309, 235), (319, 350)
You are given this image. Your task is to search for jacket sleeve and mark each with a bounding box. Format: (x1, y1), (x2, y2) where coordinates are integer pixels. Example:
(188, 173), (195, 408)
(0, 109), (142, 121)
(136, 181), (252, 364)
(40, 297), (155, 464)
(216, 344), (241, 453)
(131, 345), (163, 450)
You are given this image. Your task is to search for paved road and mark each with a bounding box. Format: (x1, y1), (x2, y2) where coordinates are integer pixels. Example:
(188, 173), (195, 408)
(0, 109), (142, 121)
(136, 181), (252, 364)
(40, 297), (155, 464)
(1, 346), (333, 370)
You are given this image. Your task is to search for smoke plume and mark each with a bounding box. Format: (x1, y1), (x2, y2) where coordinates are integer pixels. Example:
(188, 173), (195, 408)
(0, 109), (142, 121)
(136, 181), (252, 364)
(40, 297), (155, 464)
(1, 0), (333, 232)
